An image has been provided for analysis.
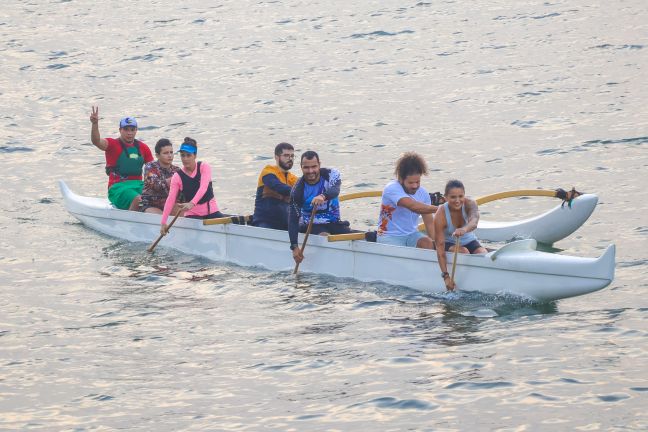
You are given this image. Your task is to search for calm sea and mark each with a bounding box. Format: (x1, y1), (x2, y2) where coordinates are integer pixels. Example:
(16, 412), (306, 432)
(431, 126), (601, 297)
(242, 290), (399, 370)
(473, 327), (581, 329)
(1, 1), (647, 430)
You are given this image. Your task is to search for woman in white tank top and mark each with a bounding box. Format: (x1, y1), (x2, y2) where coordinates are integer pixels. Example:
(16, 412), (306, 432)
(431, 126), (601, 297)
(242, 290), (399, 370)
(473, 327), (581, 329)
(433, 179), (487, 291)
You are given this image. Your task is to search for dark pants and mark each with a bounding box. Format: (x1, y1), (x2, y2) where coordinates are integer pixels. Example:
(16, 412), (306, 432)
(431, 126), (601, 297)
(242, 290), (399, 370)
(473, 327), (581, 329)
(253, 219), (288, 231)
(301, 221), (352, 235)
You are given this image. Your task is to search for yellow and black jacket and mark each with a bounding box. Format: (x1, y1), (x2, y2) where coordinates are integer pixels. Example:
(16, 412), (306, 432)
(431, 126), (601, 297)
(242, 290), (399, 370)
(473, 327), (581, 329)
(252, 165), (298, 230)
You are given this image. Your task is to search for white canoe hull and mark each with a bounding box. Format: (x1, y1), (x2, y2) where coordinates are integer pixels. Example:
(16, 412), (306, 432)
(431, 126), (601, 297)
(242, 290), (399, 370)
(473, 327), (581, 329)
(59, 181), (614, 302)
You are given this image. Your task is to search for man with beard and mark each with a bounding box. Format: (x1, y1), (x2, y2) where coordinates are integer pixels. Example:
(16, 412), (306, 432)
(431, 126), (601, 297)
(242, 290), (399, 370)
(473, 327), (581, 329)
(376, 151), (438, 249)
(289, 151), (351, 264)
(90, 106), (153, 211)
(251, 142), (299, 230)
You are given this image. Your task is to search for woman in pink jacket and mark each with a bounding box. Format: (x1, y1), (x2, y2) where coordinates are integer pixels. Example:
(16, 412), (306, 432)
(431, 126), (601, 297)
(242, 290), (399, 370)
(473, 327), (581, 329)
(159, 137), (222, 235)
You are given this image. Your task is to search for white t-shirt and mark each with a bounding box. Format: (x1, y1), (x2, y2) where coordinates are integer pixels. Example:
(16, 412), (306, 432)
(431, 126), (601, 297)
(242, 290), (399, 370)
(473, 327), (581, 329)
(377, 180), (430, 236)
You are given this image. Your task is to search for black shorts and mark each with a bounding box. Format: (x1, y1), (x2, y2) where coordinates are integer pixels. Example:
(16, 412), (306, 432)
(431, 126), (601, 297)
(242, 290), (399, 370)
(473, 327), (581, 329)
(300, 221), (352, 236)
(444, 239), (483, 254)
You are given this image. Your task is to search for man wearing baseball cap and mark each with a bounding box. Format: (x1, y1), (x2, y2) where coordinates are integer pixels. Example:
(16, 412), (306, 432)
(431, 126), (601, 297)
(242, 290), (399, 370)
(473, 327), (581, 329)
(89, 106), (154, 210)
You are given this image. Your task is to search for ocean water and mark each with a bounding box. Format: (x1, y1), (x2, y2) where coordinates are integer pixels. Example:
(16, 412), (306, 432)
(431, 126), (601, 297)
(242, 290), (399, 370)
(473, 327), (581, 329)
(1, 0), (647, 430)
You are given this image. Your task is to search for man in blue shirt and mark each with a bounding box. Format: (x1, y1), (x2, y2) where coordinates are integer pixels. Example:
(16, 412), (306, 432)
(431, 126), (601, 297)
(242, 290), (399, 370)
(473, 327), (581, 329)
(377, 152), (438, 249)
(289, 151), (351, 264)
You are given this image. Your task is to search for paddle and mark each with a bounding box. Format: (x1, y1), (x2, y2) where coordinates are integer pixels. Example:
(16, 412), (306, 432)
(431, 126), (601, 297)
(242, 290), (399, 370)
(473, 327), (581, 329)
(328, 187), (583, 242)
(450, 235), (460, 289)
(294, 207), (319, 275)
(203, 215), (251, 225)
(148, 210), (181, 253)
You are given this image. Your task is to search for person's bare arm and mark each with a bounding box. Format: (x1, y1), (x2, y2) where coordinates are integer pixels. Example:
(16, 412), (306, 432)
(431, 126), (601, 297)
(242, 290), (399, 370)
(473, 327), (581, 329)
(397, 196), (437, 214)
(421, 213), (434, 239)
(434, 208), (455, 290)
(90, 106), (108, 151)
(452, 198), (480, 236)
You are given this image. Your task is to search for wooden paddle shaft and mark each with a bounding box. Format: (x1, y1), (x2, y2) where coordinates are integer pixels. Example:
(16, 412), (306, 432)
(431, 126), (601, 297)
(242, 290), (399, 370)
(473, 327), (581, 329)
(147, 211), (181, 253)
(294, 207), (319, 274)
(450, 235), (460, 282)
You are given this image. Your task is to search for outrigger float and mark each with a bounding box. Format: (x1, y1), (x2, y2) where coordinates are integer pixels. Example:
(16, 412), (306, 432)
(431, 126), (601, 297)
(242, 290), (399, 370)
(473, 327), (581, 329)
(59, 180), (614, 302)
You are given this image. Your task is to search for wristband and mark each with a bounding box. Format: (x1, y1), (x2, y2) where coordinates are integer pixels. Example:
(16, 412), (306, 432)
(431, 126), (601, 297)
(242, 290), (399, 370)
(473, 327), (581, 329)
(441, 272), (449, 279)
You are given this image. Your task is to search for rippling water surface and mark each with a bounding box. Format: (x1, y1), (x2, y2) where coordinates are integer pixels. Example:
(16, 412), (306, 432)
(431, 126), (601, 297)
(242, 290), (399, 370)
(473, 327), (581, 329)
(1, 1), (647, 430)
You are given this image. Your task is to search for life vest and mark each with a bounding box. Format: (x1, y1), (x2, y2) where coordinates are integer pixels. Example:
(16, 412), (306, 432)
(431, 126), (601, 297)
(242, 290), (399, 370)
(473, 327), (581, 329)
(177, 162), (214, 204)
(256, 164), (297, 203)
(106, 139), (144, 177)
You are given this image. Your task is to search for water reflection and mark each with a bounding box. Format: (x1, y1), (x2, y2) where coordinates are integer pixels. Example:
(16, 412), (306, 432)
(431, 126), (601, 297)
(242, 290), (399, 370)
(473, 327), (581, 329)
(3, 0), (648, 428)
(385, 292), (558, 347)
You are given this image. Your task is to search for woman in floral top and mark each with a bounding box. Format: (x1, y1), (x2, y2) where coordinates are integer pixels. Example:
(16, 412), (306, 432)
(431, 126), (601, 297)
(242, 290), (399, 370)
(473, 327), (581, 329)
(141, 139), (182, 214)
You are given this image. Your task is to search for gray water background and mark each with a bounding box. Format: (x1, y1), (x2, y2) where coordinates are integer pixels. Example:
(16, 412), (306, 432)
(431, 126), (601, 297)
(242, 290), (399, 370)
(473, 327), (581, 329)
(1, 0), (647, 430)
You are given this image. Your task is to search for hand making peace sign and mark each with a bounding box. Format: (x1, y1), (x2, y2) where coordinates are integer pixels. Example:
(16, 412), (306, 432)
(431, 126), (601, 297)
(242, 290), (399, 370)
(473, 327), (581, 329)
(90, 106), (99, 124)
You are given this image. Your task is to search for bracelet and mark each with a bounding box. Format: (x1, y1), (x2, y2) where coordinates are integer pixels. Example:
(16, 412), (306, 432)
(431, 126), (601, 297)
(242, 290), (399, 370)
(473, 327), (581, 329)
(441, 272), (449, 279)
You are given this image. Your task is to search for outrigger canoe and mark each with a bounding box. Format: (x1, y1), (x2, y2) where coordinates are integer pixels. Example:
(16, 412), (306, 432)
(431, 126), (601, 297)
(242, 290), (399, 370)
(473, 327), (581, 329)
(59, 181), (614, 302)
